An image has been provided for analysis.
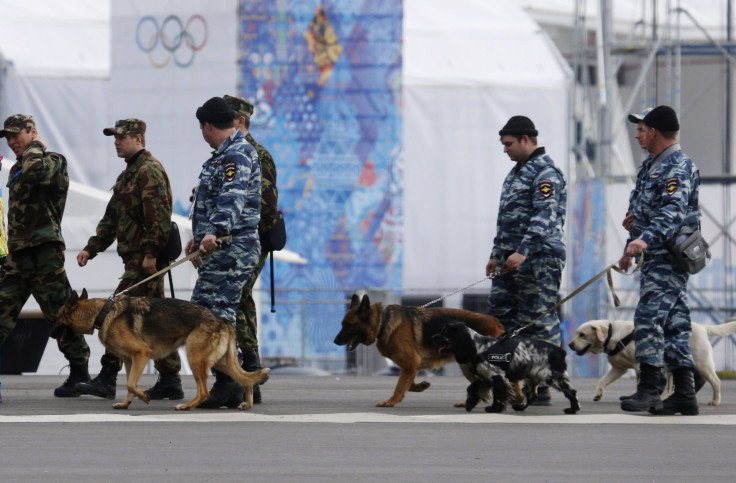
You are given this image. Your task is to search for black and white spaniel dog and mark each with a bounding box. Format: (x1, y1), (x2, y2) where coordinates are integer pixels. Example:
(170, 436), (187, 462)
(433, 322), (580, 414)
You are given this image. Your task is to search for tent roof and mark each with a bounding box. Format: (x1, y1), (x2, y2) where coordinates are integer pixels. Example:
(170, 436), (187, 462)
(521, 0), (732, 41)
(0, 0), (110, 78)
(404, 0), (569, 88)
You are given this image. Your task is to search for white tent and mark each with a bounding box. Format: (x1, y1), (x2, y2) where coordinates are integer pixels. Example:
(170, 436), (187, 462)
(402, 0), (572, 293)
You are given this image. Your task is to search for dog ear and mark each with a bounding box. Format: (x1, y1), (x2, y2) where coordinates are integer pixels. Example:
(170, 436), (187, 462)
(80, 288), (89, 300)
(358, 294), (371, 315)
(350, 293), (360, 308)
(594, 324), (605, 343)
(67, 290), (79, 307)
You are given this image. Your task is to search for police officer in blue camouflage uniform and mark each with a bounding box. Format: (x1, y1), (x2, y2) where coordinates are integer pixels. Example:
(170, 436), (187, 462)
(619, 105), (701, 416)
(486, 116), (566, 405)
(185, 97), (262, 409)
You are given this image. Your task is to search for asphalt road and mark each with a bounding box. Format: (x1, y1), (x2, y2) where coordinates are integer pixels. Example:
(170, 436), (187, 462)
(1, 373), (735, 482)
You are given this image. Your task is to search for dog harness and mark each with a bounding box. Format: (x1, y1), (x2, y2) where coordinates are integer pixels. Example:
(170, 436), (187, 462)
(475, 338), (517, 370)
(603, 322), (634, 356)
(93, 295), (116, 330)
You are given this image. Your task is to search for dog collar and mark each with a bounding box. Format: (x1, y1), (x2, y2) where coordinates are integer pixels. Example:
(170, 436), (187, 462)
(376, 308), (391, 341)
(603, 322), (634, 356)
(93, 295), (116, 330)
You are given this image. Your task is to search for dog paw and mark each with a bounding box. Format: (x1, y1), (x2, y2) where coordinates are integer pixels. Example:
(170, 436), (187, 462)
(376, 400), (396, 407)
(593, 394), (602, 402)
(485, 403), (506, 413)
(708, 400), (719, 406)
(237, 401), (252, 411)
(511, 402), (527, 412)
(174, 404), (191, 411)
(453, 401), (466, 408)
(112, 403), (129, 410)
(564, 408), (579, 414)
(410, 381), (431, 392)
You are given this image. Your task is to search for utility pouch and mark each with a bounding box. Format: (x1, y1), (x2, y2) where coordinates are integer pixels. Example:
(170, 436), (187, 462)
(668, 229), (711, 275)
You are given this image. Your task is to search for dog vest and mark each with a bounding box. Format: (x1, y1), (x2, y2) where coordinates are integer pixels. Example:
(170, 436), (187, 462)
(475, 337), (519, 370)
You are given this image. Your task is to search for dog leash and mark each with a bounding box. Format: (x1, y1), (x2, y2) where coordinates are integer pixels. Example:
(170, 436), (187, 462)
(419, 268), (515, 308)
(93, 236), (232, 330)
(505, 255), (644, 339)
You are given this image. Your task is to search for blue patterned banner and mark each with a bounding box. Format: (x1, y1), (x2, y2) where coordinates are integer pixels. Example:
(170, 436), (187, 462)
(238, 1), (402, 362)
(569, 179), (608, 377)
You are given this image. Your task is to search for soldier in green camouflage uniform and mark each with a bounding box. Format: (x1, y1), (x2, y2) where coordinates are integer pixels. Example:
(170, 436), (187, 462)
(224, 94), (279, 404)
(0, 114), (91, 397)
(73, 119), (184, 401)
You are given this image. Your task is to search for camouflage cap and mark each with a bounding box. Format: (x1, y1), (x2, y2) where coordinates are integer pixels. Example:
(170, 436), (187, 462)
(223, 94), (254, 119)
(103, 118), (147, 137)
(0, 114), (36, 138)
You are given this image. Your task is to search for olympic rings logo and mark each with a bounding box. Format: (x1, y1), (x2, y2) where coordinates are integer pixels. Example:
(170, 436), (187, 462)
(136, 15), (208, 69)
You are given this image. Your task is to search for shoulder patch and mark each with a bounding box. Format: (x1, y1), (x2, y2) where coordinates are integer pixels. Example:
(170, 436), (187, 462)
(665, 177), (679, 195)
(538, 179), (553, 198)
(224, 162), (237, 182)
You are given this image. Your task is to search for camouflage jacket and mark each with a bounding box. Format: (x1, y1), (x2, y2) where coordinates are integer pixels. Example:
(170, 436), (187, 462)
(491, 147), (567, 260)
(192, 131), (261, 244)
(626, 144), (701, 253)
(246, 133), (278, 233)
(84, 149), (172, 260)
(6, 140), (68, 252)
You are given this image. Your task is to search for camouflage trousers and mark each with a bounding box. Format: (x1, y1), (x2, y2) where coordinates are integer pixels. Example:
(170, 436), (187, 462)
(487, 252), (565, 346)
(236, 248), (269, 352)
(633, 252), (694, 370)
(0, 243), (90, 367)
(191, 237), (260, 327)
(99, 257), (181, 373)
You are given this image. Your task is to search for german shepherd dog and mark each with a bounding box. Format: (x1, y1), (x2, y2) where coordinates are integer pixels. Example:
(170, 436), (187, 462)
(334, 293), (515, 407)
(55, 289), (269, 411)
(434, 322), (580, 414)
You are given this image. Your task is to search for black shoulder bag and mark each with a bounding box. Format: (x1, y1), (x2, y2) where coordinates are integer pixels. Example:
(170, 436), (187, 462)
(159, 221), (183, 297)
(260, 211), (287, 312)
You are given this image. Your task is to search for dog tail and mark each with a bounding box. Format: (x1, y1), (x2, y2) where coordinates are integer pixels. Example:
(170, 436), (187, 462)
(234, 367), (270, 387)
(705, 320), (736, 337)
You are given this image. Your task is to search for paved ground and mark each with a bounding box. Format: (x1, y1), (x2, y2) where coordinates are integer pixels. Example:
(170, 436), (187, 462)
(1, 372), (735, 482)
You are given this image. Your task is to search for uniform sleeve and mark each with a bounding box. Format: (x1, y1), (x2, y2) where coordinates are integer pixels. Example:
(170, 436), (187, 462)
(639, 162), (693, 247)
(18, 142), (62, 186)
(516, 167), (564, 257)
(84, 190), (120, 258)
(138, 163), (172, 257)
(208, 150), (254, 236)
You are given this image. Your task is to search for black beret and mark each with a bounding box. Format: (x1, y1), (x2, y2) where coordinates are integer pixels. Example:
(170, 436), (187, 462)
(196, 97), (238, 123)
(499, 115), (538, 137)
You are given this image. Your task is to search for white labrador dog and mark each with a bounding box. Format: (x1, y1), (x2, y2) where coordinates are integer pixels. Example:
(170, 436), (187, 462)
(569, 319), (736, 406)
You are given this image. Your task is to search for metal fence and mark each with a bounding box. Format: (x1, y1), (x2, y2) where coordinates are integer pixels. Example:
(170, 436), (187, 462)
(257, 285), (736, 378)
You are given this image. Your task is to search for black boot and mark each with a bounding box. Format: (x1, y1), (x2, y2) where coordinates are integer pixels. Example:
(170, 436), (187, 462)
(620, 366), (668, 401)
(74, 363), (118, 399)
(651, 367), (699, 416)
(54, 363), (91, 397)
(621, 363), (663, 412)
(197, 370), (244, 409)
(144, 372), (185, 400)
(242, 349), (267, 404)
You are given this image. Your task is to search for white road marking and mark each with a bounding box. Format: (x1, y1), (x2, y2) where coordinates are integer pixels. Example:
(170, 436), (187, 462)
(1, 412), (736, 424)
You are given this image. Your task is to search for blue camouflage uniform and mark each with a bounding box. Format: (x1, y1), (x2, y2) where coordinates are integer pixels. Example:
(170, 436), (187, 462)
(487, 147), (566, 345)
(626, 143), (700, 370)
(191, 130), (261, 325)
